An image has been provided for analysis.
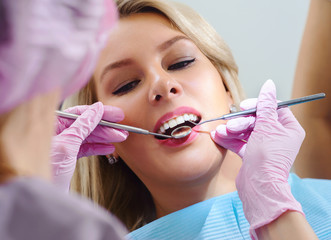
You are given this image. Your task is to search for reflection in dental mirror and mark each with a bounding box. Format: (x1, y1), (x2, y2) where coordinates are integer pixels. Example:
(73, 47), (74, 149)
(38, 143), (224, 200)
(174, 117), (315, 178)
(171, 126), (192, 139)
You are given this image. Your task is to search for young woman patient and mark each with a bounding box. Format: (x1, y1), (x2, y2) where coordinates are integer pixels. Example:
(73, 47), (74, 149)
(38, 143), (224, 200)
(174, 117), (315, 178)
(52, 0), (331, 239)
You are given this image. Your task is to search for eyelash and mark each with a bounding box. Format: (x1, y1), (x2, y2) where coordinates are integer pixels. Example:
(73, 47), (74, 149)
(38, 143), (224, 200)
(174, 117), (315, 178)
(112, 58), (196, 96)
(112, 80), (140, 95)
(168, 58), (195, 71)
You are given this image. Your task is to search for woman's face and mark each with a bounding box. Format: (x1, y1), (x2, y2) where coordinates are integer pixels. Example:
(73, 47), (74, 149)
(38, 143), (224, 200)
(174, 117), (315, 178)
(94, 13), (232, 188)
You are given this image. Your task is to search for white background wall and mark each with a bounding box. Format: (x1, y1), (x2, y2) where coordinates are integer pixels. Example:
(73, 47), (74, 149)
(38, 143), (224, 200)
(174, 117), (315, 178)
(175, 0), (310, 100)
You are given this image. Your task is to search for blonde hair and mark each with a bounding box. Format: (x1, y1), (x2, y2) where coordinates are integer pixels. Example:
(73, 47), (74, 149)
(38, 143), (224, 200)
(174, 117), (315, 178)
(65, 0), (245, 231)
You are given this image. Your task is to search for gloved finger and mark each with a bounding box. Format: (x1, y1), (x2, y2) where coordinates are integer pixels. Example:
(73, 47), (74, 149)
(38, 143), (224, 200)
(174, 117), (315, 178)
(239, 98), (257, 110)
(78, 143), (116, 158)
(277, 107), (306, 139)
(63, 105), (90, 115)
(211, 125), (248, 158)
(240, 96), (290, 124)
(57, 104), (126, 133)
(62, 103), (125, 123)
(51, 136), (80, 174)
(84, 126), (128, 143)
(56, 105), (90, 134)
(85, 104), (128, 143)
(218, 122), (253, 142)
(60, 102), (123, 118)
(102, 105), (125, 122)
(277, 107), (298, 126)
(214, 123), (252, 140)
(256, 79), (278, 123)
(226, 116), (256, 133)
(61, 103), (124, 121)
(60, 102), (104, 142)
(211, 131), (247, 158)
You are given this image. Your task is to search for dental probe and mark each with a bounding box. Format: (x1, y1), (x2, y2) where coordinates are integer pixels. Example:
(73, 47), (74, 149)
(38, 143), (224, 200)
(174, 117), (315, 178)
(171, 92), (326, 138)
(55, 110), (173, 139)
(198, 92), (326, 125)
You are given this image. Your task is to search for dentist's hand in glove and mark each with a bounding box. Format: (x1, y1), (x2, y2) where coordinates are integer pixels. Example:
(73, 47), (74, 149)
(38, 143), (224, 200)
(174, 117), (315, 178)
(51, 102), (128, 192)
(211, 80), (305, 239)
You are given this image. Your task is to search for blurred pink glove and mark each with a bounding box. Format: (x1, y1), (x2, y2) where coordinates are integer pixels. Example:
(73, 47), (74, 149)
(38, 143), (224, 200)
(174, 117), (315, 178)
(0, 0), (118, 114)
(211, 80), (305, 239)
(51, 102), (128, 192)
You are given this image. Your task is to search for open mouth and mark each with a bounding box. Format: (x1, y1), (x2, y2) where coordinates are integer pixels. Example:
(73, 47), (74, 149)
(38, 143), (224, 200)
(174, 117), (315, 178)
(155, 113), (201, 140)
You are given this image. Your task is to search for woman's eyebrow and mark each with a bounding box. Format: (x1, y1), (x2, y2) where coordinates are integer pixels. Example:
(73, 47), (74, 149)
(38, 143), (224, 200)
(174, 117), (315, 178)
(100, 36), (190, 81)
(100, 58), (134, 81)
(157, 35), (190, 52)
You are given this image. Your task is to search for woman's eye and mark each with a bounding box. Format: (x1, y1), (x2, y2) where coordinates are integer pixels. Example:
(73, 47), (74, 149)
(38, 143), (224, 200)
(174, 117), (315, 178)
(112, 80), (140, 95)
(168, 58), (195, 71)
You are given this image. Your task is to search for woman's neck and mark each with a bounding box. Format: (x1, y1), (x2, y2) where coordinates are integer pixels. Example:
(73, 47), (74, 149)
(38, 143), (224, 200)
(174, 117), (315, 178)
(150, 151), (242, 218)
(0, 89), (61, 181)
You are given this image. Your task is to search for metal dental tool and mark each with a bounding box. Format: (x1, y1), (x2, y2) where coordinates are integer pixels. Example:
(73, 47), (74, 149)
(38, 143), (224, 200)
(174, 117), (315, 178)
(55, 110), (175, 139)
(56, 93), (325, 140)
(170, 92), (326, 139)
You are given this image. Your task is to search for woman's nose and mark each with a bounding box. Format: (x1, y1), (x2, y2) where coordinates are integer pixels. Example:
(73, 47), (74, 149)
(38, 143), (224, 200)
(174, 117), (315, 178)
(148, 70), (183, 103)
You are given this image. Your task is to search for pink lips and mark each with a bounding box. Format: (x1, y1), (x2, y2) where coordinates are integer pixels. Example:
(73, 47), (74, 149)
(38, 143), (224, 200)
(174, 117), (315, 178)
(154, 106), (201, 147)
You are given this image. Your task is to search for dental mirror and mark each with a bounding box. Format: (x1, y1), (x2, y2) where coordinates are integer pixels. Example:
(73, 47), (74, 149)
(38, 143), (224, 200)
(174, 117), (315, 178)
(171, 126), (193, 139)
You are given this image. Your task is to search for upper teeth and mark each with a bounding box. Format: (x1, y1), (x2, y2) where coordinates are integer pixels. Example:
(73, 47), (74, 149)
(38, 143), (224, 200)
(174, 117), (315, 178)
(159, 113), (198, 133)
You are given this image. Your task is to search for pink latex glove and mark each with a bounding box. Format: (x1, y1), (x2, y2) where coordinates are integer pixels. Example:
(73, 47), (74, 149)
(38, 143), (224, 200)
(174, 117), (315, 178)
(211, 96), (258, 158)
(211, 80), (305, 239)
(51, 102), (128, 192)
